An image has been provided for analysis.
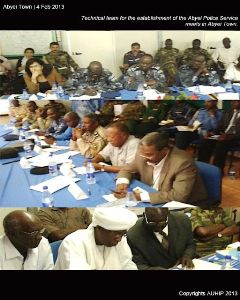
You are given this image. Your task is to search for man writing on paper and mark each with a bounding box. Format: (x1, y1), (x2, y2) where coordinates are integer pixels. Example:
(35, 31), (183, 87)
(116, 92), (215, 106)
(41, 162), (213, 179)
(127, 208), (195, 269)
(92, 122), (140, 173)
(55, 207), (138, 270)
(114, 132), (208, 205)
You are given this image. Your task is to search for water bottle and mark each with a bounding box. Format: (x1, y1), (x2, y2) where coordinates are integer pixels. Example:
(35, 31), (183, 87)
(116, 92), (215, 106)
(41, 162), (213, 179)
(48, 153), (58, 176)
(22, 89), (29, 100)
(42, 186), (54, 207)
(228, 167), (236, 180)
(23, 140), (32, 158)
(19, 129), (26, 141)
(193, 84), (201, 99)
(136, 82), (145, 100)
(51, 82), (58, 97)
(86, 159), (96, 184)
(22, 120), (29, 131)
(223, 255), (232, 270)
(34, 135), (42, 149)
(125, 188), (137, 207)
(57, 84), (65, 98)
(225, 80), (232, 92)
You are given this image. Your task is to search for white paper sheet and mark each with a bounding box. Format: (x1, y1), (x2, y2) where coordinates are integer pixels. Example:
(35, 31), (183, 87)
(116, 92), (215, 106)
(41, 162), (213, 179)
(178, 259), (221, 270)
(217, 93), (239, 100)
(68, 183), (88, 200)
(188, 85), (226, 95)
(73, 166), (100, 175)
(30, 175), (80, 193)
(143, 89), (165, 100)
(162, 201), (196, 209)
(69, 93), (101, 100)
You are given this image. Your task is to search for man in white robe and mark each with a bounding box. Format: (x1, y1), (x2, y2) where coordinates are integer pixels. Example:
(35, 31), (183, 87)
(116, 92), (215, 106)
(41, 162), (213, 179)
(55, 207), (138, 270)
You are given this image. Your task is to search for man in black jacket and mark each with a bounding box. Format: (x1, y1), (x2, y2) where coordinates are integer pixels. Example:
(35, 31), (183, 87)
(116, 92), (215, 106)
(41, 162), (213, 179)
(127, 208), (195, 270)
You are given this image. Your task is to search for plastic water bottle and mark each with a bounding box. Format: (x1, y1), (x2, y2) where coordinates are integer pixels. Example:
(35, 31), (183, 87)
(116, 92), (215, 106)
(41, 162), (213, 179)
(225, 80), (232, 92)
(223, 255), (232, 270)
(51, 82), (58, 97)
(22, 89), (29, 100)
(48, 153), (58, 176)
(42, 186), (54, 207)
(125, 188), (137, 207)
(22, 120), (29, 131)
(57, 84), (65, 98)
(228, 167), (236, 180)
(86, 159), (96, 184)
(193, 84), (201, 99)
(136, 82), (145, 100)
(23, 140), (32, 158)
(19, 129), (26, 141)
(34, 135), (42, 149)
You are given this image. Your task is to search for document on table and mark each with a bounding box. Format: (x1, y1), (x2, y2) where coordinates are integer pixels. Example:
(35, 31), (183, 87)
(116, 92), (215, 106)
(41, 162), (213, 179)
(217, 93), (239, 100)
(74, 166), (100, 175)
(176, 120), (202, 132)
(162, 201), (196, 209)
(68, 183), (88, 200)
(177, 259), (221, 270)
(69, 93), (101, 100)
(188, 85), (226, 95)
(30, 175), (80, 193)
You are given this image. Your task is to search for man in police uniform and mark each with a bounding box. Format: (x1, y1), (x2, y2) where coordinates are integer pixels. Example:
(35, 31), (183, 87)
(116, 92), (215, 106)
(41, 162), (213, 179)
(70, 113), (107, 158)
(178, 54), (219, 87)
(120, 42), (145, 74)
(73, 61), (123, 95)
(124, 54), (166, 92)
(43, 42), (80, 80)
(154, 39), (179, 86)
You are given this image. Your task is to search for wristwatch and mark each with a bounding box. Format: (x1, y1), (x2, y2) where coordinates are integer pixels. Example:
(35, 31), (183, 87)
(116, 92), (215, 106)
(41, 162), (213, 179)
(218, 233), (222, 238)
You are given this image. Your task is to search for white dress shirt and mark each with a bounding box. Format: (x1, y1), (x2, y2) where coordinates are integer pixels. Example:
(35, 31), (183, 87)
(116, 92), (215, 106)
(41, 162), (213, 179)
(154, 223), (169, 243)
(116, 152), (169, 202)
(0, 235), (54, 270)
(224, 63), (240, 81)
(99, 135), (140, 166)
(212, 47), (240, 68)
(55, 225), (137, 270)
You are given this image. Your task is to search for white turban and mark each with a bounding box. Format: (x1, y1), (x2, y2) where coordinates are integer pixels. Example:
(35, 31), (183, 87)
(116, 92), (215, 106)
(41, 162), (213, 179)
(92, 207), (138, 231)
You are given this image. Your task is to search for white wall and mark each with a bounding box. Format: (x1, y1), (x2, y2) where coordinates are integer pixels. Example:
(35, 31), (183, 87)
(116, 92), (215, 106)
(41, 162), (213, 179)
(61, 30), (240, 78)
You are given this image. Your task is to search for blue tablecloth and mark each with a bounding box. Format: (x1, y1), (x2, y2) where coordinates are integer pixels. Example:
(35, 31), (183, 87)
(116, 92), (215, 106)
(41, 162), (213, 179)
(0, 151), (158, 207)
(0, 130), (158, 207)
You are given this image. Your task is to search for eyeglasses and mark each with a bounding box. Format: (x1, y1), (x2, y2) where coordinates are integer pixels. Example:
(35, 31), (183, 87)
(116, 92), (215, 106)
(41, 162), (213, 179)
(20, 228), (45, 237)
(144, 213), (168, 227)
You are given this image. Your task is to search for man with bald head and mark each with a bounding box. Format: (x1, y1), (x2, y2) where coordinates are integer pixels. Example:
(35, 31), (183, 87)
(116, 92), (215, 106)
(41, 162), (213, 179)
(92, 122), (140, 173)
(127, 208), (195, 270)
(73, 61), (122, 96)
(125, 54), (166, 91)
(0, 210), (54, 270)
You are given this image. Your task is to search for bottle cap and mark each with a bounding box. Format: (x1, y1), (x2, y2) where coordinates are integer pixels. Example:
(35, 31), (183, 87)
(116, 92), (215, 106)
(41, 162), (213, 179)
(127, 188), (133, 192)
(43, 186), (48, 190)
(225, 255), (231, 259)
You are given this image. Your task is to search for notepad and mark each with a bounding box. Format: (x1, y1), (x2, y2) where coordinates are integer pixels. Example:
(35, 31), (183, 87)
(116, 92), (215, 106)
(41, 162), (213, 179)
(176, 120), (202, 132)
(30, 175), (80, 193)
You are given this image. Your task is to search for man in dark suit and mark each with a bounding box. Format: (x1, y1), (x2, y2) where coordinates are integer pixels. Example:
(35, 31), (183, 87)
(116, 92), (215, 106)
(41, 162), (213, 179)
(198, 100), (240, 173)
(127, 208), (196, 270)
(115, 131), (208, 205)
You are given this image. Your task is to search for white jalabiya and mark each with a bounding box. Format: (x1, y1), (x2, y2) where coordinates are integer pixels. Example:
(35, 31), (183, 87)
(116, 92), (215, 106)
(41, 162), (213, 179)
(55, 225), (137, 270)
